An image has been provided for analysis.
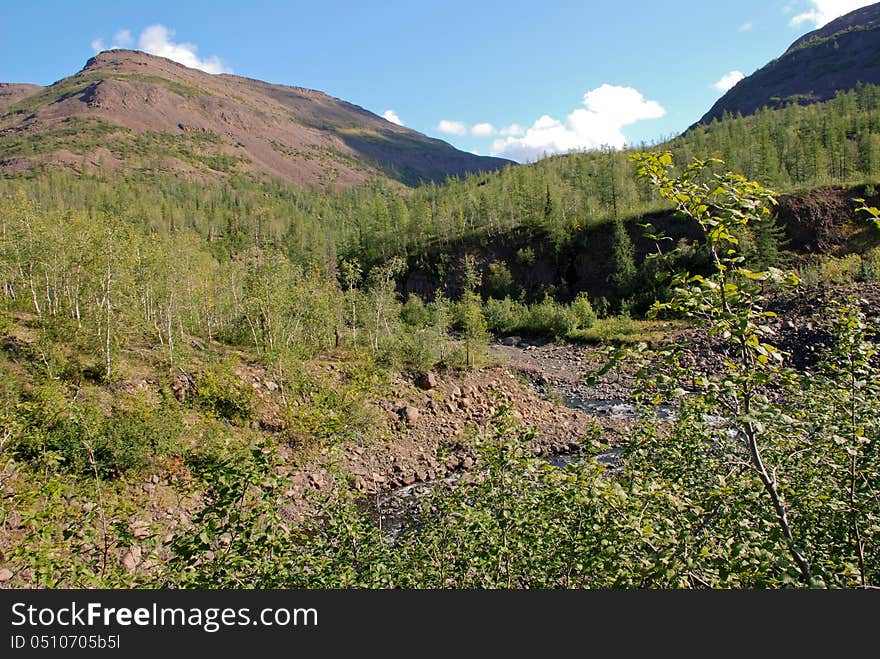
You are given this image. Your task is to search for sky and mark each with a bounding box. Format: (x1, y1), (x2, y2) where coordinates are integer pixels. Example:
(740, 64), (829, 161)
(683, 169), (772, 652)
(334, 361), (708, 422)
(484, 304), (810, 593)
(0, 0), (875, 162)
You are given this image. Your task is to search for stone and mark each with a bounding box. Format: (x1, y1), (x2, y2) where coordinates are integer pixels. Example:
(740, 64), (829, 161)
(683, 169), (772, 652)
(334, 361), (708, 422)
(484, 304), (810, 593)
(120, 547), (142, 572)
(416, 372), (438, 390)
(171, 375), (190, 403)
(0, 568), (13, 582)
(501, 336), (521, 346)
(402, 406), (419, 425)
(265, 380), (279, 391)
(130, 521), (151, 539)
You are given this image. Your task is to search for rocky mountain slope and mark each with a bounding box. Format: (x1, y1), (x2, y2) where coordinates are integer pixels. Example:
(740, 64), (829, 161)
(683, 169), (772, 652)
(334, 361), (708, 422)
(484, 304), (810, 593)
(0, 50), (511, 188)
(697, 2), (880, 126)
(0, 83), (42, 111)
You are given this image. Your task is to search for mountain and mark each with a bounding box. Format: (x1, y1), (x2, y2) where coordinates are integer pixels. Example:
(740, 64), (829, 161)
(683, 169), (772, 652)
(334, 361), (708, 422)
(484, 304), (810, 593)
(696, 2), (880, 126)
(0, 83), (43, 111)
(0, 50), (511, 188)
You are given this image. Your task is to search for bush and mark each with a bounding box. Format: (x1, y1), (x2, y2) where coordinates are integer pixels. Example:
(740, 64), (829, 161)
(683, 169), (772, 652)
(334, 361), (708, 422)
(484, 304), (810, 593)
(524, 297), (577, 338)
(385, 328), (442, 373)
(484, 261), (515, 298)
(15, 396), (180, 478)
(284, 363), (383, 448)
(400, 294), (431, 329)
(570, 292), (597, 329)
(482, 297), (527, 335)
(195, 359), (254, 424)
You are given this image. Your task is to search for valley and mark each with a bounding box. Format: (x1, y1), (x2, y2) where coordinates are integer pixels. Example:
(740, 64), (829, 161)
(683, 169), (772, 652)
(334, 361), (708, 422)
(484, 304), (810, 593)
(2, 3), (880, 589)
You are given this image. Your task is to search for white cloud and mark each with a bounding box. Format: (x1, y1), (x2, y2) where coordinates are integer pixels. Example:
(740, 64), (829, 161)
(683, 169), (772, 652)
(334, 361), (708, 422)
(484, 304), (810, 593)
(89, 25), (231, 73)
(491, 84), (665, 163)
(713, 70), (746, 92)
(382, 109), (404, 126)
(791, 1), (873, 28)
(738, 22), (753, 31)
(499, 123), (525, 136)
(471, 122), (496, 137)
(437, 119), (467, 136)
(138, 25), (231, 74)
(113, 29), (133, 48)
(91, 28), (135, 53)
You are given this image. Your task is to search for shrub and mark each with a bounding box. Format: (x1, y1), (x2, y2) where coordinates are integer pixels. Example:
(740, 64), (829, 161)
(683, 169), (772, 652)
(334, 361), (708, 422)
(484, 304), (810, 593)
(400, 294), (431, 328)
(385, 328), (443, 373)
(484, 261), (515, 298)
(482, 297), (527, 335)
(195, 359), (254, 424)
(15, 395), (180, 478)
(524, 297), (577, 338)
(570, 292), (597, 329)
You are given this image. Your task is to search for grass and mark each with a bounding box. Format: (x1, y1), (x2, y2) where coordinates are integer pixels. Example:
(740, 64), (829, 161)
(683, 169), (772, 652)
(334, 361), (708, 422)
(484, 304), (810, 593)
(0, 117), (124, 158)
(568, 317), (690, 345)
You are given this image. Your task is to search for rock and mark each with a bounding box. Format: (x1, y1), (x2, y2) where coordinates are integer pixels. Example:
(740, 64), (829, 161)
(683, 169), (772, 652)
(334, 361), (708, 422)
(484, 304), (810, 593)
(82, 502), (97, 514)
(402, 406), (420, 425)
(171, 375), (191, 403)
(265, 380), (279, 391)
(416, 372), (439, 390)
(0, 568), (13, 582)
(502, 336), (521, 346)
(449, 385), (461, 399)
(130, 521), (151, 539)
(120, 547), (142, 572)
(462, 456), (475, 469)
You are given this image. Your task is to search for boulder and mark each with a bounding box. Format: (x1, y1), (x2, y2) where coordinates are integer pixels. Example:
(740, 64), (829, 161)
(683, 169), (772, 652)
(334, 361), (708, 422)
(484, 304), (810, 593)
(416, 372), (439, 390)
(401, 406), (420, 425)
(120, 547), (142, 572)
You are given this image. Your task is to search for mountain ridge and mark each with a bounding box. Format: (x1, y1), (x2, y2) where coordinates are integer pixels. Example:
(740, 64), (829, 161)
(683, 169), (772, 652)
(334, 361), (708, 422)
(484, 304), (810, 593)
(0, 49), (511, 188)
(695, 2), (880, 127)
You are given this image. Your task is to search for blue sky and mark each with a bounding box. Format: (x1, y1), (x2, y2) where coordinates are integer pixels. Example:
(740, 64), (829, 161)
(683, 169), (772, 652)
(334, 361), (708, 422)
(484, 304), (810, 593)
(0, 0), (874, 161)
